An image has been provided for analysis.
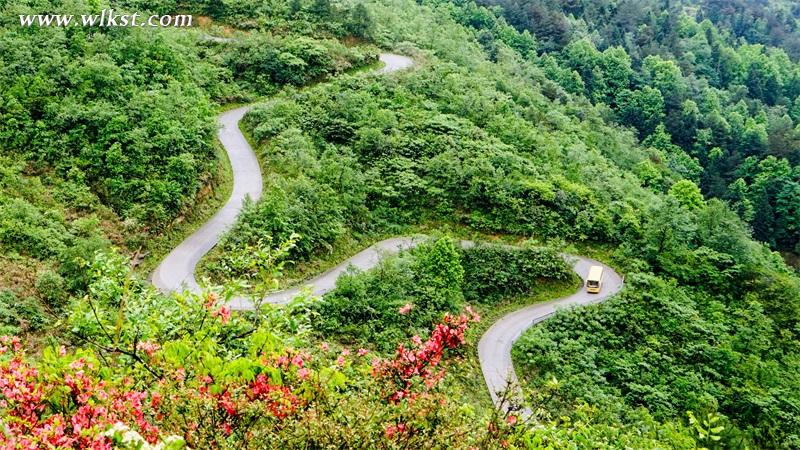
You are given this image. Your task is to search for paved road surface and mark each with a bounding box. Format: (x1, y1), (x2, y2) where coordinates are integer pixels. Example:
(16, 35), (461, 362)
(228, 236), (429, 310)
(150, 105), (262, 293)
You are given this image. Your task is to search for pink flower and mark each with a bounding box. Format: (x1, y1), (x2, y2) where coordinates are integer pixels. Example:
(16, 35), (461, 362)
(212, 305), (231, 325)
(204, 292), (219, 310)
(385, 422), (406, 438)
(291, 354), (304, 368)
(336, 356), (346, 367)
(297, 368), (309, 380)
(398, 303), (414, 315)
(507, 415), (518, 426)
(341, 348), (350, 356)
(136, 341), (160, 358)
(69, 358), (87, 370)
(320, 342), (329, 352)
(357, 348), (368, 357)
(411, 335), (422, 346)
(465, 305), (481, 322)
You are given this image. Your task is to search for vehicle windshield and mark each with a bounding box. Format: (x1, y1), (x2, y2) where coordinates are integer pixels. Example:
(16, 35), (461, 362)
(587, 280), (599, 287)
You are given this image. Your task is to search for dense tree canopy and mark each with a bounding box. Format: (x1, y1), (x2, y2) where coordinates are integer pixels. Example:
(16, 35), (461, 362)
(456, 0), (800, 257)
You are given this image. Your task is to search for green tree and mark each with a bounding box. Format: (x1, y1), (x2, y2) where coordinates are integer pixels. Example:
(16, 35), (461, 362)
(669, 180), (704, 210)
(309, 0), (332, 20)
(616, 87), (665, 137)
(346, 3), (373, 38)
(413, 237), (464, 313)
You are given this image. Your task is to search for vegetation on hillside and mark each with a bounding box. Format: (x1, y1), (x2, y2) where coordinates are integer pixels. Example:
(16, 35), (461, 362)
(313, 238), (572, 351)
(1, 0), (799, 447)
(0, 0), (377, 330)
(214, 0), (800, 445)
(462, 0), (800, 257)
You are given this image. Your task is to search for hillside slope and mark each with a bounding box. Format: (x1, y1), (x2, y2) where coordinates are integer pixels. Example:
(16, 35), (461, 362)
(0, 0), (798, 448)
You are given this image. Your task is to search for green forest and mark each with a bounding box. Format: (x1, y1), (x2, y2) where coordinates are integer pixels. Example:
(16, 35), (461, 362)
(0, 0), (799, 448)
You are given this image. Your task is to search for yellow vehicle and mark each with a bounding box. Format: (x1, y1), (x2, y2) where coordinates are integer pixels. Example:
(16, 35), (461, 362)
(586, 265), (604, 293)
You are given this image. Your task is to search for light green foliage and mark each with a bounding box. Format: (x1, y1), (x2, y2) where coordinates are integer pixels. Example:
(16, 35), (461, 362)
(312, 237), (466, 350)
(0, 0), (379, 326)
(2, 0), (800, 446)
(412, 237), (464, 313)
(669, 180), (705, 210)
(0, 289), (46, 335)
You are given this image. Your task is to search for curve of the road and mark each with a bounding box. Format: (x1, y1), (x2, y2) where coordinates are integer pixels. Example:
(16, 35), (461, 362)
(479, 256), (623, 413)
(150, 51), (623, 414)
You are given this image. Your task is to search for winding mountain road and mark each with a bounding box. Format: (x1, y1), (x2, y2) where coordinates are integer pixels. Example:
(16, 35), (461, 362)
(150, 53), (413, 295)
(150, 51), (623, 414)
(479, 256), (623, 412)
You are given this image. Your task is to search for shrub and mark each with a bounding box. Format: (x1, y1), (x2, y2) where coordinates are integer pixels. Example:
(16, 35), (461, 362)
(313, 238), (465, 351)
(0, 289), (47, 334)
(35, 269), (66, 309)
(460, 245), (572, 303)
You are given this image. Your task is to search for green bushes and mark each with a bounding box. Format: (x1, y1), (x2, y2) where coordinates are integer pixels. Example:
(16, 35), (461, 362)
(220, 175), (347, 263)
(0, 289), (47, 335)
(460, 245), (572, 303)
(0, 0), (383, 323)
(35, 270), (66, 309)
(0, 0), (377, 235)
(225, 35), (377, 94)
(313, 238), (570, 351)
(0, 199), (67, 260)
(312, 238), (464, 351)
(231, 62), (644, 264)
(513, 273), (800, 448)
(0, 17), (220, 228)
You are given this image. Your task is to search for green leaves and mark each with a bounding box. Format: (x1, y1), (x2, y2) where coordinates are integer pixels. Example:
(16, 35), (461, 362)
(687, 411), (724, 446)
(460, 244), (572, 303)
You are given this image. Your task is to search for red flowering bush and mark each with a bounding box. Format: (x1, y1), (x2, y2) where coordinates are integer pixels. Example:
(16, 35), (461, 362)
(374, 307), (481, 403)
(0, 293), (505, 449)
(0, 341), (168, 449)
(20, 249), (512, 449)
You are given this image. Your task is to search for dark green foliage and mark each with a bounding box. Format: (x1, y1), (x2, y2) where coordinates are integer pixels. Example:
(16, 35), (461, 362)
(312, 238), (465, 351)
(224, 36), (377, 94)
(460, 245), (571, 303)
(231, 62), (637, 262)
(0, 10), (221, 228)
(0, 290), (47, 335)
(514, 272), (800, 448)
(313, 238), (573, 351)
(0, 0), (380, 320)
(220, 175), (347, 262)
(346, 3), (373, 39)
(456, 0), (800, 256)
(35, 270), (66, 309)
